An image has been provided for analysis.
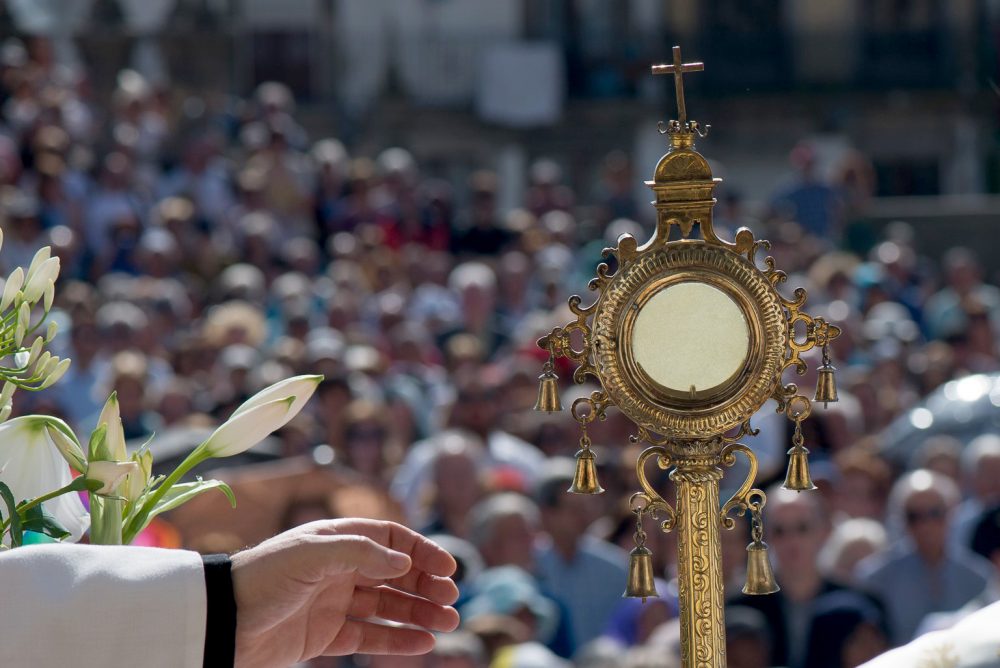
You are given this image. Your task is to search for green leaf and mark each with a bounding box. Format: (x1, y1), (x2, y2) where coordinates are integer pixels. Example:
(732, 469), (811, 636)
(123, 480), (235, 544)
(0, 481), (22, 547)
(20, 504), (70, 541)
(152, 480), (236, 516)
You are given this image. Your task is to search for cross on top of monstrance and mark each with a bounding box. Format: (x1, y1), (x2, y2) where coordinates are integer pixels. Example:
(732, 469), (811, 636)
(651, 45), (704, 132)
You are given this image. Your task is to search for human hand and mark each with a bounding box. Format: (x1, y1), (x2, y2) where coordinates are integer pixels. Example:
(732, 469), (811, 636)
(231, 519), (460, 668)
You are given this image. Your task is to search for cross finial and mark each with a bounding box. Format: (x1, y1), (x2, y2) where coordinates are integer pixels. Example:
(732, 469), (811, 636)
(651, 46), (704, 127)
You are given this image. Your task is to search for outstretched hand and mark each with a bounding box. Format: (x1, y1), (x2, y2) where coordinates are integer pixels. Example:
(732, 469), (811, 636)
(231, 519), (460, 668)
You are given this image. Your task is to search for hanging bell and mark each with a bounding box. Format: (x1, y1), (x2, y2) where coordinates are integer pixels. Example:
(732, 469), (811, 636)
(813, 362), (839, 407)
(533, 368), (562, 412)
(782, 444), (817, 492)
(568, 448), (604, 494)
(623, 545), (659, 601)
(742, 540), (780, 595)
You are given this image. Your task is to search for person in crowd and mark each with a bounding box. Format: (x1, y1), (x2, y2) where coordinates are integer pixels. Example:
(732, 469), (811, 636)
(727, 485), (882, 668)
(856, 469), (994, 644)
(802, 590), (890, 668)
(951, 434), (1000, 550)
(533, 459), (629, 649)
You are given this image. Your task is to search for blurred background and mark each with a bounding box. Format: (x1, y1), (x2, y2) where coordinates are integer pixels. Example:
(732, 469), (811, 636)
(2, 1), (1000, 667)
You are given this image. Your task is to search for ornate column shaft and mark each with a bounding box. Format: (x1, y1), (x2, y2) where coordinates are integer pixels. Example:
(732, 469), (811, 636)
(672, 452), (726, 668)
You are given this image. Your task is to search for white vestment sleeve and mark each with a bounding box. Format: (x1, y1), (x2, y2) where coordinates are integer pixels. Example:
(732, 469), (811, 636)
(859, 599), (1000, 667)
(0, 544), (206, 668)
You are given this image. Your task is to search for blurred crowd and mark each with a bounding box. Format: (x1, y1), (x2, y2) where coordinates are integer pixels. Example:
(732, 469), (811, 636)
(2, 35), (1000, 668)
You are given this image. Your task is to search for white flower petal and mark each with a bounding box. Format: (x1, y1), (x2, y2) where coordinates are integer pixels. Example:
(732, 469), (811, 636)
(1, 267), (23, 311)
(44, 422), (87, 474)
(86, 460), (138, 495)
(202, 396), (295, 458)
(0, 416), (89, 542)
(24, 246), (50, 283)
(232, 375), (322, 426)
(39, 358), (70, 390)
(22, 257), (59, 303)
(97, 393), (126, 461)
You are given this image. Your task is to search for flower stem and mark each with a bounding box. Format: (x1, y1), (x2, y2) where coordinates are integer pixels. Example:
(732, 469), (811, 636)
(123, 448), (206, 542)
(17, 477), (86, 514)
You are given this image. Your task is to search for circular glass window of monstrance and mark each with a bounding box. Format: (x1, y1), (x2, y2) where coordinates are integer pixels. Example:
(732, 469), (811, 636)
(631, 282), (750, 399)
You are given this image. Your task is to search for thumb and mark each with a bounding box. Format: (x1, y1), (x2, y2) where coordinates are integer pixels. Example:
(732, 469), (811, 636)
(308, 535), (413, 581)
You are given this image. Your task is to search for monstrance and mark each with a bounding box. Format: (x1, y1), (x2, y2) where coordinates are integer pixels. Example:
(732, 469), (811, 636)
(534, 46), (841, 668)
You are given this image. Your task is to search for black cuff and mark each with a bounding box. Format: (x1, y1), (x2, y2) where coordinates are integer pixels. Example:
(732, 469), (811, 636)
(202, 554), (237, 667)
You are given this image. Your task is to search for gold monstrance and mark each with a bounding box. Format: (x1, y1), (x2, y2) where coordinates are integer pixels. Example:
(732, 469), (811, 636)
(534, 46), (841, 667)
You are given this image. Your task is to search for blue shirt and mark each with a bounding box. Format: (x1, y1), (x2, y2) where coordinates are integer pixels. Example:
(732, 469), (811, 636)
(856, 545), (994, 644)
(535, 535), (628, 651)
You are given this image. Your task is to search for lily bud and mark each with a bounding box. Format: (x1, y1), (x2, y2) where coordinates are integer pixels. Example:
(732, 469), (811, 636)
(31, 351), (52, 378)
(15, 301), (30, 346)
(22, 257), (59, 304)
(0, 403), (10, 423)
(24, 246), (51, 283)
(45, 320), (58, 342)
(86, 460), (139, 496)
(97, 392), (126, 461)
(0, 381), (15, 406)
(44, 420), (88, 474)
(199, 396), (295, 459)
(232, 375), (322, 428)
(43, 280), (54, 312)
(39, 358), (71, 390)
(26, 335), (44, 366)
(122, 448), (153, 503)
(1, 267), (24, 311)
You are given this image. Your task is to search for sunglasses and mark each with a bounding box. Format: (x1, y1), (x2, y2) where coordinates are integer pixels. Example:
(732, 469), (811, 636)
(770, 521), (813, 538)
(905, 506), (946, 525)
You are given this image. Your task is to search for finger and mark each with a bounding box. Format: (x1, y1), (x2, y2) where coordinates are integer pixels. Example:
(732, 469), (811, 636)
(357, 568), (460, 606)
(300, 535), (412, 582)
(349, 586), (460, 632)
(323, 618), (436, 656)
(315, 520), (457, 578)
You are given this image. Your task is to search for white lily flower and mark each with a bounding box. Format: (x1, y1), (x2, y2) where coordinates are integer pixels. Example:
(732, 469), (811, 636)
(232, 374), (322, 427)
(39, 358), (70, 390)
(22, 257), (59, 304)
(43, 421), (87, 474)
(0, 416), (89, 542)
(122, 448), (153, 504)
(200, 396), (295, 458)
(1, 267), (23, 311)
(86, 460), (138, 496)
(97, 392), (126, 461)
